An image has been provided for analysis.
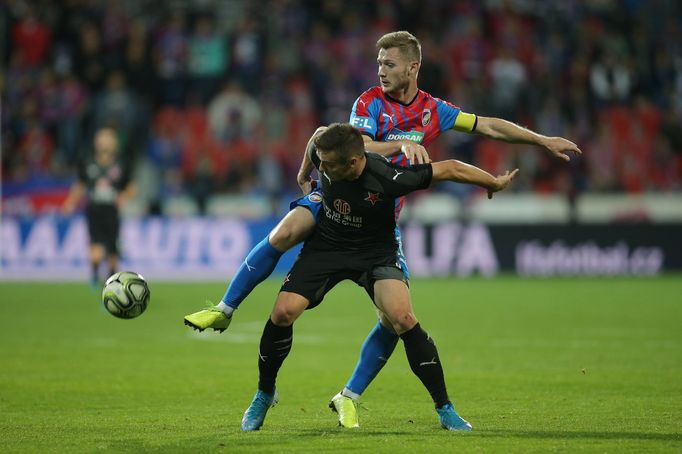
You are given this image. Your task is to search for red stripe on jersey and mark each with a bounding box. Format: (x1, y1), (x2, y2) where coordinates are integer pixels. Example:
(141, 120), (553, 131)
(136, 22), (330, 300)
(363, 88), (456, 147)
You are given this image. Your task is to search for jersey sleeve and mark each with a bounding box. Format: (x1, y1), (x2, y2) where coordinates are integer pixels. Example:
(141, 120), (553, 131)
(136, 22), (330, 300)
(349, 91), (380, 139)
(368, 155), (433, 197)
(434, 97), (477, 133)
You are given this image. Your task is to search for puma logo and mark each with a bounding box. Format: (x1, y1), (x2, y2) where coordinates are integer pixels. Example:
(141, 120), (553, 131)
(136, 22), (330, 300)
(419, 357), (438, 366)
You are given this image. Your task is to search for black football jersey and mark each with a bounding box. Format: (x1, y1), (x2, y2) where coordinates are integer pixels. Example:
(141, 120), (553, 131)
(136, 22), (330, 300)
(77, 159), (132, 206)
(309, 148), (432, 252)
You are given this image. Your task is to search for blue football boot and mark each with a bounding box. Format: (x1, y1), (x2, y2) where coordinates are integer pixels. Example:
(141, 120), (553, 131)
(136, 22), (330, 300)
(241, 389), (279, 431)
(436, 402), (473, 431)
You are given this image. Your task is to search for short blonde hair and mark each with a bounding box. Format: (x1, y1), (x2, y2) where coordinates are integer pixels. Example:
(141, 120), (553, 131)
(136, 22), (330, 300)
(376, 31), (422, 63)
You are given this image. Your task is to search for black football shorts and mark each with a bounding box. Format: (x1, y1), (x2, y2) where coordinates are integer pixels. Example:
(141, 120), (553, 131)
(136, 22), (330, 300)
(280, 247), (408, 309)
(86, 204), (120, 254)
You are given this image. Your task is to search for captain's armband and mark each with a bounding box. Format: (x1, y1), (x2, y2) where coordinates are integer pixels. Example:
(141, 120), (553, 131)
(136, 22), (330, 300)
(453, 112), (477, 133)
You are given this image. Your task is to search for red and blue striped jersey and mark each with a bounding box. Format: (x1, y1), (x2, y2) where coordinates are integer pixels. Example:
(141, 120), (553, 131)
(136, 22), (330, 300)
(349, 86), (476, 218)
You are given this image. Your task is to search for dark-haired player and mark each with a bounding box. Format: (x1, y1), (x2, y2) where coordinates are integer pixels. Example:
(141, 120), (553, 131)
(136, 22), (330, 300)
(239, 123), (518, 431)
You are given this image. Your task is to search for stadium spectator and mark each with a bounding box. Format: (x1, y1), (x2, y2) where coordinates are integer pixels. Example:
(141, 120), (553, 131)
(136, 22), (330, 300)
(144, 108), (185, 214)
(56, 72), (87, 165)
(207, 79), (261, 143)
(11, 6), (50, 68)
(91, 71), (139, 155)
(74, 21), (108, 93)
(154, 11), (188, 106)
(231, 16), (264, 94)
(187, 15), (227, 105)
(589, 50), (634, 106)
(123, 19), (156, 104)
(488, 46), (528, 121)
(16, 119), (54, 179)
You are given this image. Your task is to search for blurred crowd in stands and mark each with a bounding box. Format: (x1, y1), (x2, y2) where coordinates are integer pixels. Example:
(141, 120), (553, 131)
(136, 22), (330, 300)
(2, 0), (681, 215)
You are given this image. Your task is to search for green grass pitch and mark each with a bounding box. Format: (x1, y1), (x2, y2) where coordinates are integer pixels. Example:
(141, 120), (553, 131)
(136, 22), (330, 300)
(1, 276), (681, 453)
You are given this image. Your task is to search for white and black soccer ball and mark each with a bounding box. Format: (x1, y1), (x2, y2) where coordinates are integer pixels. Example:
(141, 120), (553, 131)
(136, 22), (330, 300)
(102, 271), (150, 319)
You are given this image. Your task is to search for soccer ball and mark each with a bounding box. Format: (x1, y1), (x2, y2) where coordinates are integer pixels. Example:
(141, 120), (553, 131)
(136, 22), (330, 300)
(102, 271), (150, 319)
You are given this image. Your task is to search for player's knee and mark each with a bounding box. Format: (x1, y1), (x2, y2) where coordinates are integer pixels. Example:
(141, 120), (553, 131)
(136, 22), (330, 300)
(378, 314), (397, 334)
(270, 222), (308, 251)
(391, 312), (417, 334)
(269, 227), (296, 250)
(90, 245), (105, 262)
(270, 305), (298, 326)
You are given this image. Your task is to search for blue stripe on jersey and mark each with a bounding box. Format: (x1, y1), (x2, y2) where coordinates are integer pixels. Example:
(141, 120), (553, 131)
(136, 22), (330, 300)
(434, 98), (461, 133)
(396, 103), (404, 128)
(378, 101), (388, 138)
(369, 98), (384, 137)
(369, 98), (382, 119)
(388, 152), (407, 166)
(383, 101), (398, 139)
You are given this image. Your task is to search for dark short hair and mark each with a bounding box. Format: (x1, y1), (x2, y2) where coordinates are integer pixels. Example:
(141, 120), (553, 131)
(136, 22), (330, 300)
(376, 31), (421, 63)
(314, 123), (365, 161)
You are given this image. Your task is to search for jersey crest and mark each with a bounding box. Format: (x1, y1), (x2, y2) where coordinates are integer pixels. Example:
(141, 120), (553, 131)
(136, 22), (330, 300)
(364, 192), (383, 206)
(333, 199), (352, 215)
(422, 109), (431, 126)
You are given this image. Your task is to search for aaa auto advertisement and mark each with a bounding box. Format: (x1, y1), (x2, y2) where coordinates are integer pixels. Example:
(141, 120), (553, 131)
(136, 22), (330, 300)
(0, 217), (678, 280)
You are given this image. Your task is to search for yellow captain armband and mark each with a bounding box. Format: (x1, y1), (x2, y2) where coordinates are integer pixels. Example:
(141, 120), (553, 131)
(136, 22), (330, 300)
(452, 112), (477, 133)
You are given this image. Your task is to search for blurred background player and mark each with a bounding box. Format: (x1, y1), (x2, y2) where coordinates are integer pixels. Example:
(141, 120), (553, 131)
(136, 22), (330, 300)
(63, 127), (136, 287)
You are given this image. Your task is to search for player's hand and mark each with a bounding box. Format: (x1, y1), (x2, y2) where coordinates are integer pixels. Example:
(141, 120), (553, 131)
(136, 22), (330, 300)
(297, 176), (313, 195)
(543, 137), (582, 162)
(400, 141), (431, 164)
(488, 169), (519, 199)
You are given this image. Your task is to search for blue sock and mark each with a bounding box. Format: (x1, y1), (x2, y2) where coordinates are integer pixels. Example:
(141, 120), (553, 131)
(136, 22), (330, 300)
(221, 236), (283, 309)
(345, 321), (399, 395)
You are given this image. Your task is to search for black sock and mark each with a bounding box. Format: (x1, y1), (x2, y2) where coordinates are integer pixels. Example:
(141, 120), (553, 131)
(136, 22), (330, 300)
(91, 262), (99, 282)
(400, 323), (450, 408)
(257, 318), (293, 394)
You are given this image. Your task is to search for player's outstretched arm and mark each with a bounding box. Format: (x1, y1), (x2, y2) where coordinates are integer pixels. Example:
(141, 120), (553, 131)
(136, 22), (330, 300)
(474, 116), (582, 162)
(296, 126), (327, 195)
(362, 135), (430, 164)
(431, 160), (519, 199)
